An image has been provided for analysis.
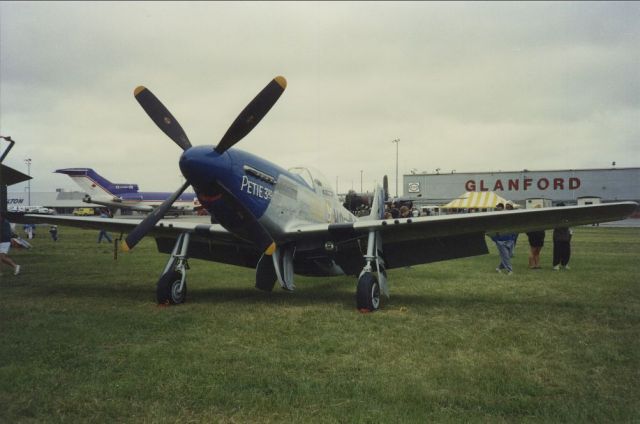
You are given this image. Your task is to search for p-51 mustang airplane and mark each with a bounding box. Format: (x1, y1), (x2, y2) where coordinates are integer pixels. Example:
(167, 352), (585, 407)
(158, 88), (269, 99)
(55, 167), (198, 213)
(13, 76), (637, 311)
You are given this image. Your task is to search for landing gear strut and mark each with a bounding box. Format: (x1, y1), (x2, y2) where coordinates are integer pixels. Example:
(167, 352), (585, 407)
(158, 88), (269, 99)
(157, 232), (190, 305)
(357, 229), (388, 312)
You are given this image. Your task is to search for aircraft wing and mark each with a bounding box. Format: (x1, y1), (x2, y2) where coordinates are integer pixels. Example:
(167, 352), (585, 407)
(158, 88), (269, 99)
(283, 202), (637, 271)
(287, 202), (636, 242)
(8, 213), (249, 247)
(8, 202), (636, 273)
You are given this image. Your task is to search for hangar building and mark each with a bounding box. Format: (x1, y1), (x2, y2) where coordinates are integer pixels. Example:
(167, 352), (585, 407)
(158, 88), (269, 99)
(7, 190), (92, 214)
(403, 167), (640, 208)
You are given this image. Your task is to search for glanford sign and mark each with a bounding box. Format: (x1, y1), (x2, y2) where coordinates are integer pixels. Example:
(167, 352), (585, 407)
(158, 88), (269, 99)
(403, 167), (640, 204)
(465, 177), (581, 192)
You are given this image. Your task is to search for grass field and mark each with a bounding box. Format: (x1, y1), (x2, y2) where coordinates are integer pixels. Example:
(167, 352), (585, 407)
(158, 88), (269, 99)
(1, 225), (639, 422)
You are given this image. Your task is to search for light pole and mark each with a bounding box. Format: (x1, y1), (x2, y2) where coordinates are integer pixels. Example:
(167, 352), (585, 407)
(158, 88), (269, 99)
(24, 158), (32, 206)
(391, 138), (400, 198)
(360, 170), (363, 193)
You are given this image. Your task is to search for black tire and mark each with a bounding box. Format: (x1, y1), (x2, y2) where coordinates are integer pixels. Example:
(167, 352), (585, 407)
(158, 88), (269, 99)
(157, 271), (187, 305)
(356, 272), (380, 312)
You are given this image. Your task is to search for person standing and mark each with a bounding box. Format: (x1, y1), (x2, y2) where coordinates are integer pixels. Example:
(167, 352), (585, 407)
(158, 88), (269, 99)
(49, 225), (59, 242)
(552, 202), (572, 270)
(491, 233), (516, 274)
(24, 223), (35, 239)
(490, 203), (515, 275)
(97, 210), (113, 244)
(526, 230), (545, 269)
(0, 212), (21, 275)
(552, 227), (572, 270)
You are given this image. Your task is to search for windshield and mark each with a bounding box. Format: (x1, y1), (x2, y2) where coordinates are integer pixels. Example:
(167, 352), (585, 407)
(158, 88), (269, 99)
(288, 166), (335, 197)
(288, 167), (314, 190)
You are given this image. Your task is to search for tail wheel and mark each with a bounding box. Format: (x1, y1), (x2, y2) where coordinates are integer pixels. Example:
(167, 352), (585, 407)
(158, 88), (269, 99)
(157, 271), (187, 305)
(356, 272), (380, 312)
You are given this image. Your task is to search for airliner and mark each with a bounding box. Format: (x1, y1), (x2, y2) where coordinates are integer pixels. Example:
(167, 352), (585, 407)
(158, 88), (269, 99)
(55, 168), (199, 212)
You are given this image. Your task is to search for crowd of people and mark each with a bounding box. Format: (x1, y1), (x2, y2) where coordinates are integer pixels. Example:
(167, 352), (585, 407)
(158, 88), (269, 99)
(490, 202), (572, 275)
(383, 201), (422, 219)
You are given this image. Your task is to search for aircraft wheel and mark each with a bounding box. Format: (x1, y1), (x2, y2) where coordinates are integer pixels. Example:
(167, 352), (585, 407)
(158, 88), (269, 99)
(356, 272), (380, 312)
(157, 271), (187, 305)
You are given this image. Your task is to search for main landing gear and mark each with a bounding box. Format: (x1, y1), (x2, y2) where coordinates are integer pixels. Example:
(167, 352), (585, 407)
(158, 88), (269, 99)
(357, 230), (388, 312)
(155, 230), (388, 312)
(157, 232), (190, 305)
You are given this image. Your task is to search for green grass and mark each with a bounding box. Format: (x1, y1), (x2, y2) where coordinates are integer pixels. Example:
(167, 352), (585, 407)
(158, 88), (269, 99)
(1, 226), (639, 422)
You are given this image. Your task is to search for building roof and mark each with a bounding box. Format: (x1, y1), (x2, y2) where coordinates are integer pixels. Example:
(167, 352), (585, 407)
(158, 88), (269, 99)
(406, 166), (639, 177)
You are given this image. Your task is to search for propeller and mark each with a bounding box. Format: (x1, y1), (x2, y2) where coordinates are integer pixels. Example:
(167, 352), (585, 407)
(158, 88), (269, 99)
(134, 86), (192, 151)
(123, 76), (286, 253)
(215, 76), (286, 154)
(122, 180), (190, 251)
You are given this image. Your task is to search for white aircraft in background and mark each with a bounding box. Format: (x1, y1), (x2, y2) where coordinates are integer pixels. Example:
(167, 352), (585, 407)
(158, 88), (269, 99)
(15, 76), (637, 311)
(55, 167), (199, 213)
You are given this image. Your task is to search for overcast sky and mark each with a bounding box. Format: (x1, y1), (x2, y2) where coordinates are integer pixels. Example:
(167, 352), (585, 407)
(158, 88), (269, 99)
(1, 1), (638, 195)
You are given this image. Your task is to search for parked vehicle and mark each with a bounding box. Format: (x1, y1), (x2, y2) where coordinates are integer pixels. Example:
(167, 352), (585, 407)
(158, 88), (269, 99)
(24, 206), (55, 215)
(73, 207), (96, 216)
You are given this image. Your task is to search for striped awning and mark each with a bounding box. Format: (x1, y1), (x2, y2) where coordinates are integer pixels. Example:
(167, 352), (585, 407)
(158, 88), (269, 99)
(441, 191), (510, 209)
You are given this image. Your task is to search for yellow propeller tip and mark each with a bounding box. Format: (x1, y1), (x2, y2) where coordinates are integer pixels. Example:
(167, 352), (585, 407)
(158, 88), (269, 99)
(264, 242), (276, 256)
(134, 86), (147, 96)
(274, 76), (287, 90)
(121, 241), (131, 252)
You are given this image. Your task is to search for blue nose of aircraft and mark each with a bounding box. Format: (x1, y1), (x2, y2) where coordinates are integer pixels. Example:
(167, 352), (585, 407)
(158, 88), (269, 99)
(179, 145), (231, 190)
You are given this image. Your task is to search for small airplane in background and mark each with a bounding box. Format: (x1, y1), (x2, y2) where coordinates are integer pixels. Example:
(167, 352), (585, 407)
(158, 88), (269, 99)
(55, 168), (198, 213)
(14, 76), (637, 311)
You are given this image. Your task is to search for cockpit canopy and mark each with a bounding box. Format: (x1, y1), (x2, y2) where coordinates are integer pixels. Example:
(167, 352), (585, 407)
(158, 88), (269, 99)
(288, 166), (335, 198)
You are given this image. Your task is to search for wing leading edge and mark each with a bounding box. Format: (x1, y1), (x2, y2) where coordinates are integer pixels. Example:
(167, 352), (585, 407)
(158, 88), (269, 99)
(8, 213), (250, 247)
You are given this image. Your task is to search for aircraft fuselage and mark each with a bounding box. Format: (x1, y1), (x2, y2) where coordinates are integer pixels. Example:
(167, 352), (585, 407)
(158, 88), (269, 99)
(180, 146), (357, 244)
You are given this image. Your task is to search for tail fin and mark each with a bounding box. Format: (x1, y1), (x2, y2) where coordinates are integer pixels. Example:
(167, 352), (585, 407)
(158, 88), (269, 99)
(55, 168), (139, 198)
(366, 183), (386, 220)
(383, 175), (389, 202)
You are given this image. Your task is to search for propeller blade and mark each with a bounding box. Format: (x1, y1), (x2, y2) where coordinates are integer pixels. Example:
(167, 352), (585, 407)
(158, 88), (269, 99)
(122, 181), (191, 251)
(216, 182), (276, 255)
(215, 76), (287, 154)
(134, 86), (192, 151)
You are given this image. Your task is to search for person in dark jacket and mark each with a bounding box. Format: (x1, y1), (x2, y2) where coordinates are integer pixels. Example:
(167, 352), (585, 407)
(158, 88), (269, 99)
(552, 203), (572, 270)
(552, 227), (572, 270)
